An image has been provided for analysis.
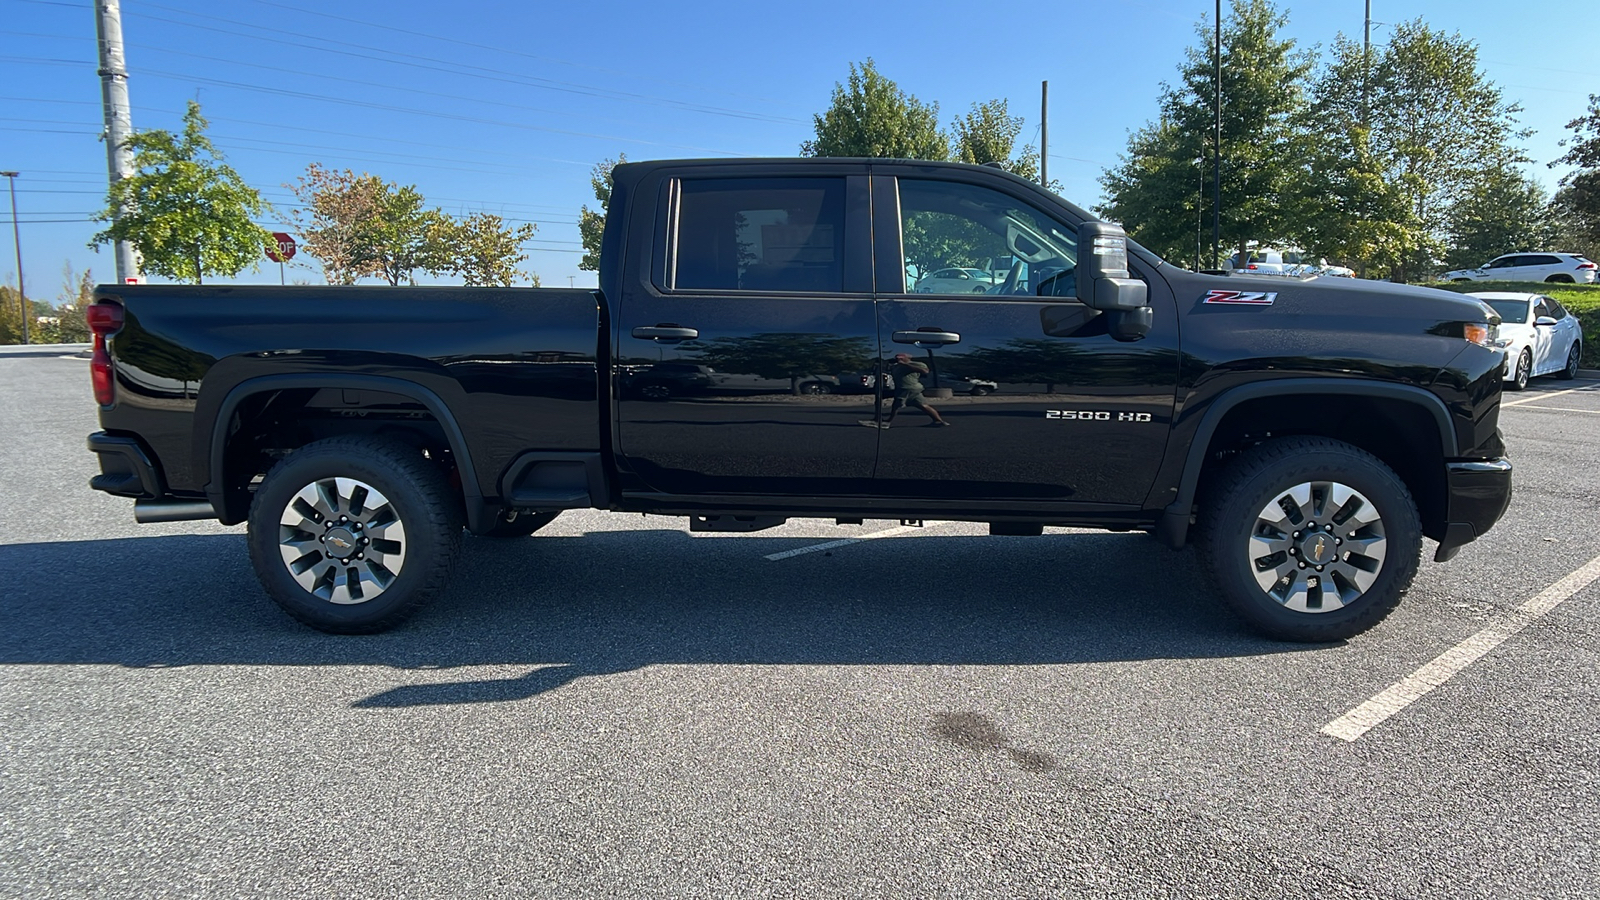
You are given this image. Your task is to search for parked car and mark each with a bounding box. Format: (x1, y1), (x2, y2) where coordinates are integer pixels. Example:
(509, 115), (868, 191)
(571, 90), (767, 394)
(621, 361), (715, 400)
(913, 267), (997, 294)
(1469, 291), (1583, 389)
(1444, 253), (1598, 284)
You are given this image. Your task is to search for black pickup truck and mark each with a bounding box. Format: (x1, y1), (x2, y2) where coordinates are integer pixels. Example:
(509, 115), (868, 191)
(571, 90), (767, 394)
(85, 158), (1512, 640)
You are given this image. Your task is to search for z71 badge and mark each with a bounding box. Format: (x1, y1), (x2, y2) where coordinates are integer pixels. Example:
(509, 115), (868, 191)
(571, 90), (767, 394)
(1203, 289), (1277, 305)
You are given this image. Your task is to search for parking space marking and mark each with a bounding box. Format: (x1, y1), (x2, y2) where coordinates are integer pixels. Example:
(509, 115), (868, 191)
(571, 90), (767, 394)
(1503, 405), (1600, 415)
(1501, 385), (1600, 408)
(764, 523), (942, 561)
(1321, 552), (1600, 742)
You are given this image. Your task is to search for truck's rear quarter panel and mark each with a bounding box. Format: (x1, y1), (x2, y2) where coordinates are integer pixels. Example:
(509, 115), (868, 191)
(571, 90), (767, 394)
(96, 284), (602, 502)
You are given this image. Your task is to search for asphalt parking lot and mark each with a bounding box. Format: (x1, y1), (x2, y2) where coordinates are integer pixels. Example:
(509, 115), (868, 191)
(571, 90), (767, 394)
(2, 352), (1597, 899)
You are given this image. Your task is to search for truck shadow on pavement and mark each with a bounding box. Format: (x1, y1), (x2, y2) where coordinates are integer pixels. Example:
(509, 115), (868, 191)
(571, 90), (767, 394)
(0, 529), (1316, 707)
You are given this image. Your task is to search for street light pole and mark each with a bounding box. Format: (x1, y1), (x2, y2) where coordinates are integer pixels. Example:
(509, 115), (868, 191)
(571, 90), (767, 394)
(1212, 0), (1222, 267)
(2, 171), (26, 345)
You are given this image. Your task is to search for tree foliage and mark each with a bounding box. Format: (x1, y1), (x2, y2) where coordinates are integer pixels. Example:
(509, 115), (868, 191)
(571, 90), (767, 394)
(952, 100), (1040, 181)
(802, 60), (948, 160)
(436, 213), (539, 286)
(1311, 21), (1527, 278)
(1444, 165), (1554, 269)
(90, 101), (271, 284)
(1551, 94), (1600, 256)
(290, 166), (542, 286)
(1100, 0), (1312, 265)
(578, 154), (624, 272)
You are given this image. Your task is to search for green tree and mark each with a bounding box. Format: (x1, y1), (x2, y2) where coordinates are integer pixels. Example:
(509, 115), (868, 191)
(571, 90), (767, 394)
(1444, 165), (1554, 270)
(91, 101), (271, 284)
(289, 164), (450, 285)
(1293, 125), (1418, 274)
(1311, 22), (1528, 279)
(1550, 94), (1600, 257)
(952, 100), (1040, 182)
(802, 60), (949, 160)
(436, 213), (539, 286)
(33, 263), (95, 343)
(1100, 0), (1312, 267)
(578, 154), (625, 273)
(0, 286), (23, 345)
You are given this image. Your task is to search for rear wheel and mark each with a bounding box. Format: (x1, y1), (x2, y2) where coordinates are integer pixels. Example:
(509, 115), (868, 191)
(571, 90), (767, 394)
(1195, 437), (1421, 642)
(1558, 342), (1581, 380)
(247, 437), (462, 633)
(1546, 274), (1575, 284)
(479, 509), (560, 538)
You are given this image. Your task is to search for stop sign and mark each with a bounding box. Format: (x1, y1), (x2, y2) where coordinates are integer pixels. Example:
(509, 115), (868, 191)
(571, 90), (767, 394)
(266, 232), (296, 263)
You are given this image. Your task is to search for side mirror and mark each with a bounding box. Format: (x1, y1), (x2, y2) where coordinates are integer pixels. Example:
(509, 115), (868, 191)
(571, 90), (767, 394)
(1535, 316), (1557, 327)
(1076, 221), (1150, 341)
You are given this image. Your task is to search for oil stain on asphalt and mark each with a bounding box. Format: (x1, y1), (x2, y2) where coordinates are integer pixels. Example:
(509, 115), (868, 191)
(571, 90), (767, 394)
(931, 711), (1058, 773)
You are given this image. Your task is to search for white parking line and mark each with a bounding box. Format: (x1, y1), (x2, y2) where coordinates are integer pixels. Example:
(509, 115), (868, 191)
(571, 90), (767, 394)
(764, 524), (938, 561)
(1503, 405), (1600, 415)
(1321, 552), (1600, 742)
(1501, 385), (1600, 407)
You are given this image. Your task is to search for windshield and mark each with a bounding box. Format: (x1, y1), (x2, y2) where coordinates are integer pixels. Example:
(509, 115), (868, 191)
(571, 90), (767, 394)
(1485, 299), (1530, 322)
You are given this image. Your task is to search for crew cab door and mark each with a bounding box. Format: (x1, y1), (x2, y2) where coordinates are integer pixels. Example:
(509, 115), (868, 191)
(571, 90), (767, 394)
(612, 166), (881, 496)
(867, 170), (1179, 505)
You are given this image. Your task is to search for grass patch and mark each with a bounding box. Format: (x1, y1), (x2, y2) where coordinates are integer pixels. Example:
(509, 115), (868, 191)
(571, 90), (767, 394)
(1427, 281), (1600, 368)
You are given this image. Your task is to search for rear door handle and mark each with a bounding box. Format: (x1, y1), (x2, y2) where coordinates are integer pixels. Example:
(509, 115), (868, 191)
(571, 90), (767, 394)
(892, 330), (961, 345)
(632, 325), (699, 341)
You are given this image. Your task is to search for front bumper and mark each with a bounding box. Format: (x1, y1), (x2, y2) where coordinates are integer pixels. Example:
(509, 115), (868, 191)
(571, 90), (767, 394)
(1433, 457), (1513, 562)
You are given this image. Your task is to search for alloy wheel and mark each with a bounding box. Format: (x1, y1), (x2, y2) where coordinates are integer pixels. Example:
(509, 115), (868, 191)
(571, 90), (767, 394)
(1245, 481), (1386, 613)
(276, 476), (407, 604)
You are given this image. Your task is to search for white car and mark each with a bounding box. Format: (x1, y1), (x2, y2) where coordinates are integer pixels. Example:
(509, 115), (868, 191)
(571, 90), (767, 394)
(1444, 252), (1598, 284)
(1470, 291), (1584, 389)
(1229, 247), (1351, 277)
(913, 267), (997, 294)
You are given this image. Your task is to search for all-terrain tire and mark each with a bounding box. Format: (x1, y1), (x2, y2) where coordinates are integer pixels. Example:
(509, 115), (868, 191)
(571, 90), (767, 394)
(246, 436), (463, 634)
(1194, 437), (1422, 642)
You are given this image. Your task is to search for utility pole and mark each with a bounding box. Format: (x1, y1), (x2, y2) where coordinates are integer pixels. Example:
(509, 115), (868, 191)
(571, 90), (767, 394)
(2, 171), (26, 345)
(96, 0), (140, 284)
(1362, 0), (1372, 127)
(1212, 0), (1222, 267)
(1040, 80), (1049, 188)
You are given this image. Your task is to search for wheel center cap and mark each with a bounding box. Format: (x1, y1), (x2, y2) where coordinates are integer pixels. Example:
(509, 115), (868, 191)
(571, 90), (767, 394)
(1300, 532), (1335, 565)
(325, 527), (357, 556)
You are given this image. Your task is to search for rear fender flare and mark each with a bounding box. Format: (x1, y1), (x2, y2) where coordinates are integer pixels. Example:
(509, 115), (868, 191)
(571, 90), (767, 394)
(201, 373), (484, 530)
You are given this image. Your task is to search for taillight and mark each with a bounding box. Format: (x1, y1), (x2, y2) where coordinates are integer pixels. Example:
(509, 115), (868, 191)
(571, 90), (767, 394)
(1247, 264), (1258, 270)
(1579, 263), (1597, 270)
(87, 301), (124, 406)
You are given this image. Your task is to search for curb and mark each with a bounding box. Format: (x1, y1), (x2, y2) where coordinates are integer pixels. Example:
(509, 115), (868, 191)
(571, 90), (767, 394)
(1578, 369), (1600, 380)
(0, 343), (92, 358)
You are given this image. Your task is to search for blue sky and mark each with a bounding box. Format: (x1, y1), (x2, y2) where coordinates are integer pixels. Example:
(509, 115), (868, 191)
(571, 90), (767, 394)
(2, 0), (1595, 296)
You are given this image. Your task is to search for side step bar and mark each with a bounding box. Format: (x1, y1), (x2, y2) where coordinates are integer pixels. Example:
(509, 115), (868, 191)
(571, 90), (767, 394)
(134, 499), (217, 524)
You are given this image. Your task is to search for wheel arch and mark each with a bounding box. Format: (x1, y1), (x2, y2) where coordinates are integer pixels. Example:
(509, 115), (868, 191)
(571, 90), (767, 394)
(201, 373), (485, 531)
(1156, 379), (1457, 549)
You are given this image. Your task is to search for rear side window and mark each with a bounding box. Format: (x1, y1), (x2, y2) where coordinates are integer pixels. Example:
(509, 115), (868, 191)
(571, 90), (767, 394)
(672, 178), (845, 293)
(1548, 298), (1569, 319)
(1531, 255), (1562, 266)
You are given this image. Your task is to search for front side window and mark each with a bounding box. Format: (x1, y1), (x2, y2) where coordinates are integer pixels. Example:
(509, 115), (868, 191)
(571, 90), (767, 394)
(673, 178), (845, 293)
(898, 179), (1078, 298)
(1486, 256), (1512, 269)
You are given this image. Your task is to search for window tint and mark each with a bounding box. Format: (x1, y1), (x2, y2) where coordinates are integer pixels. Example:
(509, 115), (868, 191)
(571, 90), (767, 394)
(1533, 299), (1551, 319)
(1535, 255), (1562, 266)
(673, 178), (845, 293)
(1486, 256), (1512, 268)
(899, 179), (1078, 297)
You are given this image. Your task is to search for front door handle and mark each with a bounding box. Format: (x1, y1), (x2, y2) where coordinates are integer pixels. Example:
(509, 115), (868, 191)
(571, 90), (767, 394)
(632, 325), (700, 341)
(892, 329), (961, 345)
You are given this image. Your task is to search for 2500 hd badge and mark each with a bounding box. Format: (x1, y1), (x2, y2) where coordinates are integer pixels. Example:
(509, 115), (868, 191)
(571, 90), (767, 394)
(1045, 410), (1155, 422)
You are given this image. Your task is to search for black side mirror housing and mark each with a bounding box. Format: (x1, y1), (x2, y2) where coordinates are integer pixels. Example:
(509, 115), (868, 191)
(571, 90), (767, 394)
(1076, 221), (1151, 341)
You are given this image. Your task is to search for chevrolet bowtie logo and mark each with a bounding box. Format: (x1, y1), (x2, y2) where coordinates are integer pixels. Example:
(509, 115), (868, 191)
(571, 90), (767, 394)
(1310, 535), (1329, 562)
(329, 536), (352, 551)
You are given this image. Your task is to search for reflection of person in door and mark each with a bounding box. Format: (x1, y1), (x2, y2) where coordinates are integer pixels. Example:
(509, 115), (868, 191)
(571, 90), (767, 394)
(880, 352), (949, 428)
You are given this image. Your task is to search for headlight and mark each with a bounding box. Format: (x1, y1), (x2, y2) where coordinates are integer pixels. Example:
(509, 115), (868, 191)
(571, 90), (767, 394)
(1462, 323), (1492, 346)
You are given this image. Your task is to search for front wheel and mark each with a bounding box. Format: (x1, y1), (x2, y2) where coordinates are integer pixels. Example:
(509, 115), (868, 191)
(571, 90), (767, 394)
(1511, 349), (1532, 390)
(247, 437), (463, 633)
(1195, 437), (1421, 642)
